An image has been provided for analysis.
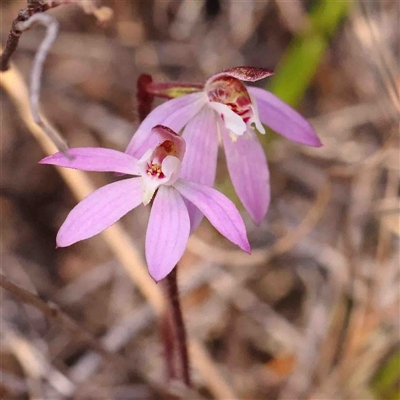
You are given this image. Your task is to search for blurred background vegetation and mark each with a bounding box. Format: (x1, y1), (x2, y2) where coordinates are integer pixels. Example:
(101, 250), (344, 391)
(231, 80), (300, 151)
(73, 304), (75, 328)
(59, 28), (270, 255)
(1, 1), (399, 399)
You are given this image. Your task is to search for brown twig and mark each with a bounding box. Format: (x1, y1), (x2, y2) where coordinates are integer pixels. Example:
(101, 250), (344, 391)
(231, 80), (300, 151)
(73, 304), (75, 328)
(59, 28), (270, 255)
(0, 273), (179, 398)
(187, 180), (331, 268)
(1, 1), (113, 152)
(14, 12), (70, 152)
(0, 0), (113, 71)
(1, 1), (68, 151)
(2, 322), (75, 397)
(67, 263), (217, 387)
(0, 273), (129, 367)
(0, 0), (58, 71)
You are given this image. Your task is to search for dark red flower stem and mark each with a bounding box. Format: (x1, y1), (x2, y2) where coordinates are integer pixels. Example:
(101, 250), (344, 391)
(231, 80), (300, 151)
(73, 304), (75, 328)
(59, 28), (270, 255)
(159, 309), (178, 381)
(162, 267), (191, 387)
(137, 74), (154, 122)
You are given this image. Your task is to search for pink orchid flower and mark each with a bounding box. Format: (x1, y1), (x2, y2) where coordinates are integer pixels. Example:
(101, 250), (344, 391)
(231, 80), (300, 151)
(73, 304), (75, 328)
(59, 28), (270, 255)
(40, 125), (250, 282)
(125, 66), (322, 227)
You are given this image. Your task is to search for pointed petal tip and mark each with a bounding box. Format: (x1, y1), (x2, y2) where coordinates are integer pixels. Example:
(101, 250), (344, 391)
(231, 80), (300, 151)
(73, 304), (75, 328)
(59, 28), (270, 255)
(149, 272), (163, 284)
(55, 240), (66, 249)
(56, 232), (70, 248)
(175, 180), (251, 255)
(300, 132), (322, 148)
(39, 154), (64, 165)
(301, 124), (323, 148)
(314, 137), (323, 148)
(38, 151), (72, 165)
(241, 240), (251, 254)
(296, 130), (323, 148)
(249, 209), (268, 227)
(149, 268), (177, 283)
(251, 207), (267, 226)
(38, 155), (53, 165)
(248, 87), (324, 148)
(226, 230), (251, 254)
(148, 264), (175, 283)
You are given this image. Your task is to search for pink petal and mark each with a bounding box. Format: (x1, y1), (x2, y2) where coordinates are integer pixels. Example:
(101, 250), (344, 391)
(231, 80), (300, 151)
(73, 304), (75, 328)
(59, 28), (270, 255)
(40, 148), (140, 175)
(174, 180), (250, 253)
(247, 87), (322, 147)
(146, 186), (190, 282)
(180, 107), (219, 231)
(222, 66), (274, 82)
(181, 107), (219, 184)
(125, 92), (207, 157)
(57, 178), (142, 247)
(221, 126), (270, 225)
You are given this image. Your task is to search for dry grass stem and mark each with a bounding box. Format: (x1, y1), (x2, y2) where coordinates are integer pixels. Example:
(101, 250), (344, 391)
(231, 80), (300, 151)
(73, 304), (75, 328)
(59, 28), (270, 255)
(188, 180), (331, 268)
(14, 13), (69, 152)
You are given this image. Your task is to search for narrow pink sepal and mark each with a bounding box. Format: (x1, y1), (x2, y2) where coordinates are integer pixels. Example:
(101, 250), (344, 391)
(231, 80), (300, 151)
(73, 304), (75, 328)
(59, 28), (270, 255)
(222, 66), (274, 82)
(125, 92), (207, 157)
(247, 87), (322, 147)
(40, 148), (140, 175)
(57, 178), (142, 247)
(180, 106), (219, 231)
(221, 126), (270, 225)
(145, 186), (190, 282)
(174, 180), (250, 253)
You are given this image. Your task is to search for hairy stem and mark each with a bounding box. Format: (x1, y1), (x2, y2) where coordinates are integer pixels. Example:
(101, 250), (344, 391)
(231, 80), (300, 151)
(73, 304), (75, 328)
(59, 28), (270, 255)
(163, 267), (191, 387)
(159, 309), (178, 381)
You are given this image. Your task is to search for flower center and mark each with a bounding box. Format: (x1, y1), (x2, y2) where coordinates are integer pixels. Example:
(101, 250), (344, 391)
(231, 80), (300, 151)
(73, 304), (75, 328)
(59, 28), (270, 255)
(206, 76), (253, 123)
(146, 163), (165, 178)
(145, 140), (178, 179)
